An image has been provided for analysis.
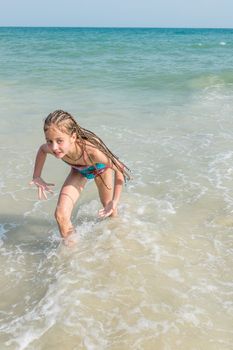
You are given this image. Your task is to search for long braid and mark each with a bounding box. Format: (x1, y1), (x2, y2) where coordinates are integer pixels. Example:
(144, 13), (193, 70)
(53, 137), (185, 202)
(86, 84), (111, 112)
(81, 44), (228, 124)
(44, 110), (131, 184)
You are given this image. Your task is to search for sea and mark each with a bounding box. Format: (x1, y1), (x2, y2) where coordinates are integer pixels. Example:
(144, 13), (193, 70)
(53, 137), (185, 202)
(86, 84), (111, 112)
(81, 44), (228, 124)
(0, 27), (233, 350)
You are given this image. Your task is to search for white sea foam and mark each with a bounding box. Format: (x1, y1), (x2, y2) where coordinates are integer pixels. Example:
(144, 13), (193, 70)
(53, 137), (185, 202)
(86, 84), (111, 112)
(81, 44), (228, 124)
(166, 269), (184, 283)
(4, 291), (61, 350)
(177, 304), (205, 327)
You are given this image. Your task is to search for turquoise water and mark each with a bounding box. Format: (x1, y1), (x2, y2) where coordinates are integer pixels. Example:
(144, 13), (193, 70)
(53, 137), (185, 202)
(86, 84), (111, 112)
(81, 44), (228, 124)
(0, 28), (233, 349)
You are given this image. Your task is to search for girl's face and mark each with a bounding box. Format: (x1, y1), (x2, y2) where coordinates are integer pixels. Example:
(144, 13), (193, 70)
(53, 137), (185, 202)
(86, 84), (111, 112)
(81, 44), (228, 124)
(45, 124), (76, 159)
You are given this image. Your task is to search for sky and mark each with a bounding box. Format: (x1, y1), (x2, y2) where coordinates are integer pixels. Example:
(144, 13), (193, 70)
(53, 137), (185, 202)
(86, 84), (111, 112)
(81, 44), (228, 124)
(0, 0), (232, 28)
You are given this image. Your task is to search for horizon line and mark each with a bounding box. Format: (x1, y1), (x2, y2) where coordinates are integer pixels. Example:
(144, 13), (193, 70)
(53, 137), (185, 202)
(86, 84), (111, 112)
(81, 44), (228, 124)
(0, 25), (233, 30)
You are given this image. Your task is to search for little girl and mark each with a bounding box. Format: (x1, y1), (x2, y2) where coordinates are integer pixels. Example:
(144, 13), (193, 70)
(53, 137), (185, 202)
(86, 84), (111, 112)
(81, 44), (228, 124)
(31, 110), (130, 245)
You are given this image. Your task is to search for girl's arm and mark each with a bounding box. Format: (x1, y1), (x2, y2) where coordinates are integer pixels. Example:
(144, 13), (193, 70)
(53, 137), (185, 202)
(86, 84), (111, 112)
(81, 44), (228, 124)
(100, 166), (124, 218)
(30, 144), (55, 199)
(32, 144), (49, 179)
(88, 146), (125, 217)
(110, 163), (124, 206)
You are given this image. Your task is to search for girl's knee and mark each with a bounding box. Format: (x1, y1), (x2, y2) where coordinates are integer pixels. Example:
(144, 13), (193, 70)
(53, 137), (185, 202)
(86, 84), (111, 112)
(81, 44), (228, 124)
(54, 206), (69, 224)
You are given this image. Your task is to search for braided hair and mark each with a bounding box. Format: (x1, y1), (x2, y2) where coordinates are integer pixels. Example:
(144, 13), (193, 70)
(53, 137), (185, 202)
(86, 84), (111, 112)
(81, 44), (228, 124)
(44, 110), (131, 183)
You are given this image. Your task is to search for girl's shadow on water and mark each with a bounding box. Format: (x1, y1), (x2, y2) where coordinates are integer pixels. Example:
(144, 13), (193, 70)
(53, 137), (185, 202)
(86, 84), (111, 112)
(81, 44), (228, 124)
(0, 214), (59, 251)
(0, 213), (100, 252)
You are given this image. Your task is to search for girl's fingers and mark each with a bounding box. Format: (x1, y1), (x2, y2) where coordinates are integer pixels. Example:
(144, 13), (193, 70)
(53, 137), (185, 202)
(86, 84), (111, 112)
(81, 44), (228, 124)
(46, 187), (54, 194)
(42, 190), (48, 200)
(98, 209), (105, 216)
(38, 186), (48, 200)
(38, 186), (42, 200)
(30, 180), (54, 200)
(98, 208), (113, 218)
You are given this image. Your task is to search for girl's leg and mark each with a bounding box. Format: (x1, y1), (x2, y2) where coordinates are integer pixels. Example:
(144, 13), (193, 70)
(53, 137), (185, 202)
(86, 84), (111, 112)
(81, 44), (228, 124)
(94, 168), (117, 217)
(55, 170), (87, 238)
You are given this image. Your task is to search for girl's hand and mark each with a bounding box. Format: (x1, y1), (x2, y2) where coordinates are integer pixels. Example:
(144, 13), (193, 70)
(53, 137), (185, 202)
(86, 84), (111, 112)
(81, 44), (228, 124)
(30, 177), (55, 200)
(98, 200), (116, 219)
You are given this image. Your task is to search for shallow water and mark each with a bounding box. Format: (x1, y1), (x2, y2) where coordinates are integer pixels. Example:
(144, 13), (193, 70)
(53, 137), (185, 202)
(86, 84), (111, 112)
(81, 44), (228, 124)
(0, 28), (233, 349)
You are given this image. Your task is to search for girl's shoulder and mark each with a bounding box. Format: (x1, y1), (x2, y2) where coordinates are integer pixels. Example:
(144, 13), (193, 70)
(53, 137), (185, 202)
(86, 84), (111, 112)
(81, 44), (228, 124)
(82, 140), (98, 154)
(81, 140), (108, 164)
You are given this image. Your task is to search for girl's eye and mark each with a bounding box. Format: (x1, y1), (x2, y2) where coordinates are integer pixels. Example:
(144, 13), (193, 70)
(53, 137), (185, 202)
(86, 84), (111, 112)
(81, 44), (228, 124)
(57, 139), (63, 144)
(47, 140), (52, 144)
